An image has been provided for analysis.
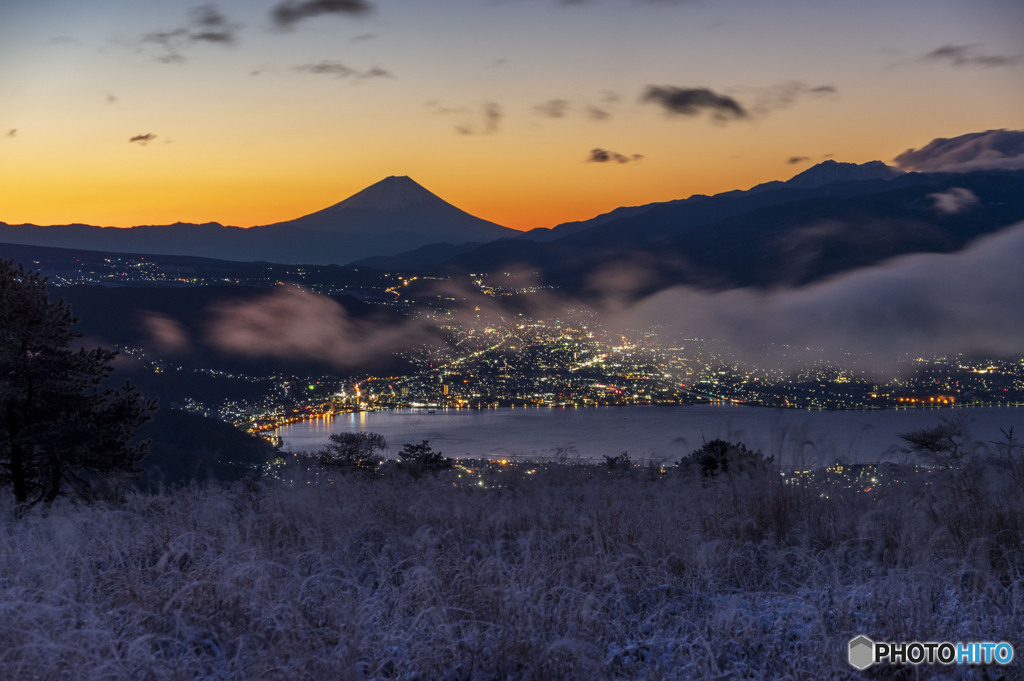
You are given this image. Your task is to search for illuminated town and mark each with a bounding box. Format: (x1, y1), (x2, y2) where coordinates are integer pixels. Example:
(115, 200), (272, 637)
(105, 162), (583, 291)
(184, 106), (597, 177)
(122, 305), (1024, 438)
(22, 248), (1023, 436)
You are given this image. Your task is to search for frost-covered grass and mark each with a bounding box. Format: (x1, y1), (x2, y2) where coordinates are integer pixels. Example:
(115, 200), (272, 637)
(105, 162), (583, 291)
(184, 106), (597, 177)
(1, 458), (1023, 680)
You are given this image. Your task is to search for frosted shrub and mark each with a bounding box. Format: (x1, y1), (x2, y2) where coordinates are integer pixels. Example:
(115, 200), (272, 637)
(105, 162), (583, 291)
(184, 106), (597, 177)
(1, 452), (1021, 680)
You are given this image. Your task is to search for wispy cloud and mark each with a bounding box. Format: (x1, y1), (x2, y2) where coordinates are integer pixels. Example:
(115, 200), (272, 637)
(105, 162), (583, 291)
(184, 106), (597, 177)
(928, 187), (979, 215)
(360, 66), (392, 79)
(129, 133), (157, 145)
(271, 0), (372, 29)
(5, 129), (16, 139)
(641, 86), (747, 122)
(424, 101), (472, 116)
(748, 81), (839, 116)
(531, 93), (619, 121)
(139, 4), (238, 63)
(142, 313), (191, 354)
(294, 61), (393, 79)
(586, 148), (643, 164)
(534, 99), (571, 119)
(586, 91), (620, 120)
(454, 102), (503, 135)
(921, 44), (1021, 68)
(49, 36), (81, 47)
(204, 286), (429, 369)
(787, 156), (810, 165)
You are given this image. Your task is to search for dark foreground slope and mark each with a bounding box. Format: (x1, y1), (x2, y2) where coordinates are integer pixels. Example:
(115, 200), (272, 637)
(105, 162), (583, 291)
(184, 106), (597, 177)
(134, 409), (277, 490)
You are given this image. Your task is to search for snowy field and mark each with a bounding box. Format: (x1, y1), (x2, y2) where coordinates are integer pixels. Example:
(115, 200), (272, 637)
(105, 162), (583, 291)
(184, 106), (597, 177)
(1, 456), (1022, 680)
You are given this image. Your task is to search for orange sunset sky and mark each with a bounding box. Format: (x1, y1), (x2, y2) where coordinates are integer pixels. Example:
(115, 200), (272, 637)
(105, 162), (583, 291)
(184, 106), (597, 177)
(2, 0), (1023, 231)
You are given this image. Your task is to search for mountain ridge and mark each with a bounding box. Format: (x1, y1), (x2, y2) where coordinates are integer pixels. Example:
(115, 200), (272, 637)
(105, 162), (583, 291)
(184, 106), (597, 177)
(437, 168), (1024, 297)
(0, 177), (517, 265)
(363, 160), (915, 270)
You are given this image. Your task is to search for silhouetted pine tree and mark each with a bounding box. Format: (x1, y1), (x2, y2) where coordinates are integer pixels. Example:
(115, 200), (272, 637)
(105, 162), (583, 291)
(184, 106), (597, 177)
(0, 260), (156, 506)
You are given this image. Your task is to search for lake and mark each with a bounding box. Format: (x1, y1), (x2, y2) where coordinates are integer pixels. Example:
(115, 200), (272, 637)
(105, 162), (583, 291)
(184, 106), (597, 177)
(274, 404), (1024, 466)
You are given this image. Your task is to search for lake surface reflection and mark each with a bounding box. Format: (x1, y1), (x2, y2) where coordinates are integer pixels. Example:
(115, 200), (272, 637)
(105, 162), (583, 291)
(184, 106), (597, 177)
(275, 404), (1024, 465)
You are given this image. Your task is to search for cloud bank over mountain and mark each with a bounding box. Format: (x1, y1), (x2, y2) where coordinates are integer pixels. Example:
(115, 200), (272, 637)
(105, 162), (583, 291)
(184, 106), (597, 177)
(617, 221), (1024, 372)
(895, 129), (1024, 173)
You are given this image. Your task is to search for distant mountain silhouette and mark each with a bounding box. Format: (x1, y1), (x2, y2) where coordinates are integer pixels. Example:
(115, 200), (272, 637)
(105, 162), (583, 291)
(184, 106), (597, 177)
(258, 176), (514, 242)
(782, 159), (904, 188)
(5, 162), (1021, 293)
(0, 176), (518, 265)
(433, 167), (1024, 298)
(522, 160), (906, 243)
(364, 161), (915, 271)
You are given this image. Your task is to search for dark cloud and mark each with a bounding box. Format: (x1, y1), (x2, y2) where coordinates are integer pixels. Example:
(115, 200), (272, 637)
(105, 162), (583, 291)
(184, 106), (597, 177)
(586, 148), (643, 164)
(5, 129), (16, 138)
(188, 4), (235, 42)
(534, 99), (570, 119)
(749, 81), (839, 115)
(188, 30), (234, 44)
(617, 221), (1024, 373)
(105, 93), (118, 105)
(129, 133), (157, 145)
(641, 86), (747, 122)
(359, 66), (393, 79)
(352, 33), (376, 42)
(139, 4), (238, 62)
(894, 129), (1024, 173)
(922, 44), (1021, 68)
(787, 156), (810, 165)
(532, 95), (616, 121)
(295, 61), (355, 77)
(271, 0), (371, 29)
(294, 61), (391, 79)
(455, 102), (503, 135)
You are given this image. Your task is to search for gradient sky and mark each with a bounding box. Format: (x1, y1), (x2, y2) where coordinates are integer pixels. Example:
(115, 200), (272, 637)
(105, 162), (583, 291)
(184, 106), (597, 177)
(2, 0), (1023, 230)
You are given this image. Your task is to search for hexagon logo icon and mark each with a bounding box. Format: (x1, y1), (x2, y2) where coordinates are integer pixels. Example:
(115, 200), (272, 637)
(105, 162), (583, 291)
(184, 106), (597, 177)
(849, 635), (874, 670)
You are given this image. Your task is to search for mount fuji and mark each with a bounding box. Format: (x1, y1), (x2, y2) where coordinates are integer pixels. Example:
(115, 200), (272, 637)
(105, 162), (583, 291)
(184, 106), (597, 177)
(0, 176), (518, 265)
(258, 176), (515, 243)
